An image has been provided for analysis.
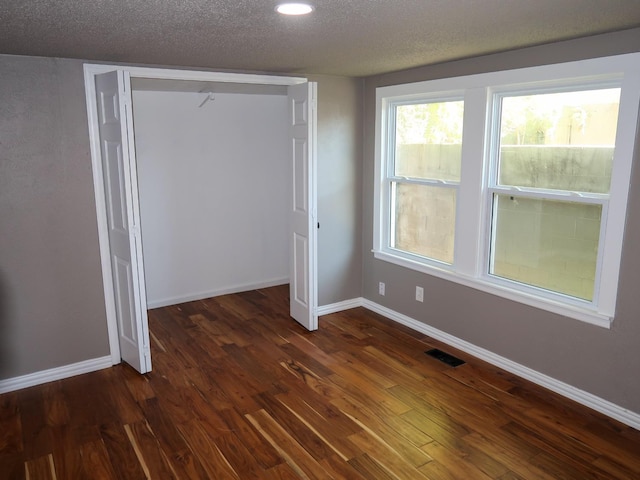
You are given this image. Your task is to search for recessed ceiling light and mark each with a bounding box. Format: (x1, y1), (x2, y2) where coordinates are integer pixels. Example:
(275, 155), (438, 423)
(276, 3), (314, 15)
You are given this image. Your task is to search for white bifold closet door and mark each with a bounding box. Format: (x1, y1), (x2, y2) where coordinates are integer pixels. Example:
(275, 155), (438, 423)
(94, 70), (151, 374)
(288, 81), (318, 331)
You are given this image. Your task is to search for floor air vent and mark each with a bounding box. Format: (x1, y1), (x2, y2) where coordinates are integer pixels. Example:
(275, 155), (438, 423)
(425, 348), (465, 367)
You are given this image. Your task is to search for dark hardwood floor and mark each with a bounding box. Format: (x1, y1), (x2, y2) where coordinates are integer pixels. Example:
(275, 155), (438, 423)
(1, 285), (639, 479)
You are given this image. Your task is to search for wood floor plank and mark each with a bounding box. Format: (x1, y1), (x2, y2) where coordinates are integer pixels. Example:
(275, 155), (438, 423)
(285, 330), (344, 370)
(347, 452), (398, 480)
(276, 384), (361, 437)
(62, 371), (120, 429)
(330, 395), (434, 468)
(497, 472), (527, 480)
(327, 371), (412, 416)
(24, 454), (55, 480)
(175, 420), (242, 479)
(253, 392), (337, 462)
(347, 429), (432, 478)
(462, 431), (557, 480)
(273, 392), (360, 461)
(119, 363), (156, 404)
(332, 350), (398, 390)
(184, 364), (236, 412)
(318, 454), (370, 480)
(0, 408), (22, 455)
(41, 382), (69, 428)
(242, 315), (291, 346)
(416, 459), (461, 480)
(204, 367), (265, 414)
(501, 420), (602, 468)
(102, 369), (144, 426)
(322, 311), (372, 340)
(222, 343), (285, 390)
(80, 439), (120, 479)
(1, 285), (639, 479)
(0, 454), (25, 480)
(139, 397), (210, 478)
(209, 431), (266, 480)
(389, 383), (481, 439)
(420, 440), (495, 480)
(246, 409), (334, 480)
(215, 293), (268, 321)
(183, 320), (230, 359)
(124, 421), (179, 480)
(590, 453), (640, 480)
(278, 342), (336, 378)
(0, 393), (19, 422)
(357, 344), (428, 387)
(510, 405), (640, 468)
(415, 375), (515, 430)
(529, 450), (613, 480)
(217, 406), (284, 469)
(261, 462), (305, 480)
(145, 374), (195, 426)
(175, 382), (232, 436)
(99, 423), (147, 480)
(462, 444), (513, 479)
(17, 387), (52, 461)
(49, 425), (88, 479)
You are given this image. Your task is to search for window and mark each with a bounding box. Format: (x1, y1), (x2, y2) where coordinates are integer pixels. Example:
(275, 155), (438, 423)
(374, 54), (640, 327)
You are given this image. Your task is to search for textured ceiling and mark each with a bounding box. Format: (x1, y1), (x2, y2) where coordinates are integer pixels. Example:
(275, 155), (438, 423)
(2, 1), (640, 77)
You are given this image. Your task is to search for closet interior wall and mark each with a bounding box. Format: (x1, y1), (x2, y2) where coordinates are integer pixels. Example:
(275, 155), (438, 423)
(131, 79), (290, 308)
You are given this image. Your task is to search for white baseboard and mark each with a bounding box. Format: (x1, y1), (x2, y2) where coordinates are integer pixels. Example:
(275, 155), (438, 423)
(317, 297), (365, 315)
(0, 356), (113, 394)
(146, 277), (289, 309)
(318, 297), (640, 431)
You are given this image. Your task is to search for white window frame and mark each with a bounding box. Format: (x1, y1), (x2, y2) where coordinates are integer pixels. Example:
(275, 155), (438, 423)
(373, 53), (640, 328)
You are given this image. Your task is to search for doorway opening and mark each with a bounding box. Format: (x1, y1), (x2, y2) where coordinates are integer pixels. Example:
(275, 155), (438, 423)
(131, 78), (291, 309)
(84, 65), (318, 374)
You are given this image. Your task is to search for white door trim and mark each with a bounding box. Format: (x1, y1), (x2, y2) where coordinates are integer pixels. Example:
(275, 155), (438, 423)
(84, 63), (308, 85)
(83, 64), (313, 365)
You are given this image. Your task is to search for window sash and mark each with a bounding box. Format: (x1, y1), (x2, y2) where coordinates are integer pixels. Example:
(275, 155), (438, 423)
(490, 85), (621, 196)
(388, 180), (458, 266)
(485, 192), (607, 305)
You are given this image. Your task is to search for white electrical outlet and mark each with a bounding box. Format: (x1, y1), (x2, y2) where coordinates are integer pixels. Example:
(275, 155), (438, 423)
(416, 286), (424, 302)
(379, 282), (385, 296)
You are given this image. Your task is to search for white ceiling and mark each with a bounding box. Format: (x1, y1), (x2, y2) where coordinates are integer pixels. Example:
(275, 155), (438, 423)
(2, 1), (640, 77)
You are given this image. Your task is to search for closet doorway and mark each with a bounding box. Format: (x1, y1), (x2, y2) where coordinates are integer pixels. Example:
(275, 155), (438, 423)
(84, 65), (318, 374)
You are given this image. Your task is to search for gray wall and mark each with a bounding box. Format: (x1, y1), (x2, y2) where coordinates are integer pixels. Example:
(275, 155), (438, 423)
(311, 75), (363, 306)
(362, 28), (640, 414)
(0, 55), (110, 379)
(0, 56), (363, 380)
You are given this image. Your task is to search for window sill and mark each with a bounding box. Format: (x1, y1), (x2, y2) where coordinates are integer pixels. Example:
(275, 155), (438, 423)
(372, 250), (612, 329)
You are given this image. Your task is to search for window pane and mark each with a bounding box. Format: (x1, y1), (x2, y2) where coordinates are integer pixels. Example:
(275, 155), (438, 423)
(498, 88), (620, 193)
(490, 194), (602, 301)
(392, 183), (456, 264)
(395, 101), (464, 181)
